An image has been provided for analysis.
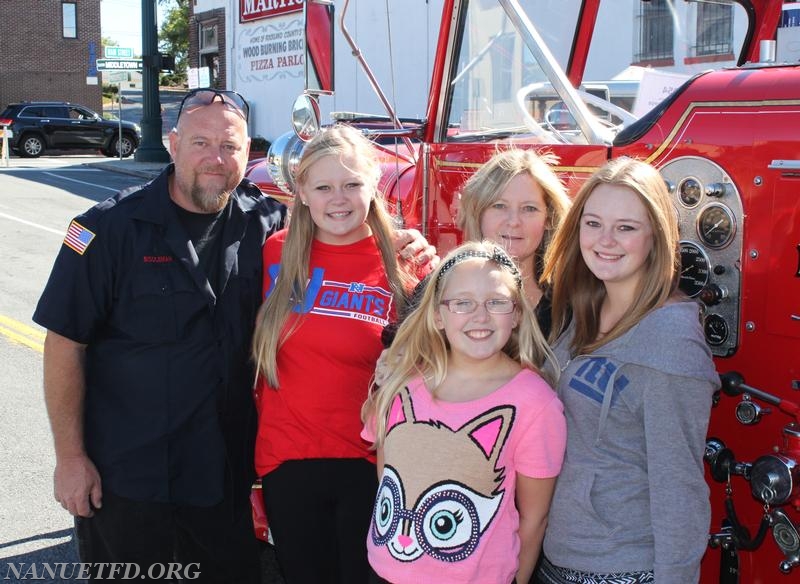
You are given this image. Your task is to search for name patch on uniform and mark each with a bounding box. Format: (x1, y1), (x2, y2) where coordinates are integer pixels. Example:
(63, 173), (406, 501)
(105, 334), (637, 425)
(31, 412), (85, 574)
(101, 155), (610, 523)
(63, 220), (96, 255)
(143, 255), (174, 263)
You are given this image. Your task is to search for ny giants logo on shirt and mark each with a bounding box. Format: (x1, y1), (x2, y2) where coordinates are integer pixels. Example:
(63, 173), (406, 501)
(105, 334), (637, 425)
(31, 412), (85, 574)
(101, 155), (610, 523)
(568, 357), (630, 405)
(266, 265), (392, 326)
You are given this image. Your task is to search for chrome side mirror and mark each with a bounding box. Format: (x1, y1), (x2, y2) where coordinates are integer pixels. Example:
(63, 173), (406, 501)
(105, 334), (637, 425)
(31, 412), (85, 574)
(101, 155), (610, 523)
(291, 94), (321, 142)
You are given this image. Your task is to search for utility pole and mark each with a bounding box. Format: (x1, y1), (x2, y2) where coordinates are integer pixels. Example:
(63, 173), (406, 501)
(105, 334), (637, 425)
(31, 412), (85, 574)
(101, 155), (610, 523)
(135, 0), (170, 162)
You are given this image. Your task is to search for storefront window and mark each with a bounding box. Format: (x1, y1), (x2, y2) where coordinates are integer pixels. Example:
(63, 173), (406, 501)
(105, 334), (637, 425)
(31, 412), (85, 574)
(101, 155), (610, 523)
(200, 23), (218, 52)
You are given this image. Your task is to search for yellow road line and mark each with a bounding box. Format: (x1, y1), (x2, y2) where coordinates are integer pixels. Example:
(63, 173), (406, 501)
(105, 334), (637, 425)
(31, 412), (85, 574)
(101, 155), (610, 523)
(0, 315), (45, 353)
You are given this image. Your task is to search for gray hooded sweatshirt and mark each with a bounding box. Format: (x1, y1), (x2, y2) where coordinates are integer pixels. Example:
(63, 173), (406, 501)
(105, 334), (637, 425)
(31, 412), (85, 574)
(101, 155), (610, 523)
(543, 300), (719, 584)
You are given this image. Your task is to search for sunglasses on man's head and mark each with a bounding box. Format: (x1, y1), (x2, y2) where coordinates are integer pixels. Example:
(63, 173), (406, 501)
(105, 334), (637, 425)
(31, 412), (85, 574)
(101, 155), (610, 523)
(177, 88), (250, 121)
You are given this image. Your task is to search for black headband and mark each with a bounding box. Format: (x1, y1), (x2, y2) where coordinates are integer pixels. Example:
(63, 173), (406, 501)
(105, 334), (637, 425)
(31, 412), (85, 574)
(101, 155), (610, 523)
(435, 247), (522, 291)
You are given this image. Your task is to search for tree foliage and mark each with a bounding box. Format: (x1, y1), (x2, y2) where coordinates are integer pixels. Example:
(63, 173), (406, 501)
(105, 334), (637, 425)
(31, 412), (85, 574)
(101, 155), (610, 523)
(158, 0), (189, 85)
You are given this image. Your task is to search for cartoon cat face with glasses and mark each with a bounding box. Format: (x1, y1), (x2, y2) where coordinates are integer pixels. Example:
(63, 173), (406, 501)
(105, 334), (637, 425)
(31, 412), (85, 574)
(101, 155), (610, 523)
(371, 389), (513, 563)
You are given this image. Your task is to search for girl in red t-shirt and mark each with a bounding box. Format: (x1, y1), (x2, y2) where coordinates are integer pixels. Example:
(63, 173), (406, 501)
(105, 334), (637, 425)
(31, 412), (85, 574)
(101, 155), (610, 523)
(251, 125), (418, 584)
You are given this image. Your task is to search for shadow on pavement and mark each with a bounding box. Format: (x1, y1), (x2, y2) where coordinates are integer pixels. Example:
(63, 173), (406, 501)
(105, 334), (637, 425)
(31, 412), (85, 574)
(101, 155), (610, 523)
(0, 529), (285, 584)
(0, 528), (80, 584)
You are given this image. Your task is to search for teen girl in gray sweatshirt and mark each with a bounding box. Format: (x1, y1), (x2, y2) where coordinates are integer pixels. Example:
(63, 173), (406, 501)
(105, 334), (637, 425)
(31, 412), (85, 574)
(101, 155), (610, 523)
(536, 158), (719, 584)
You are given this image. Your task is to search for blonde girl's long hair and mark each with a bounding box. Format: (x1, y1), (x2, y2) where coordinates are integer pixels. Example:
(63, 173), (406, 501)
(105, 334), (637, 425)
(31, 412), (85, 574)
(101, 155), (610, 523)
(252, 125), (413, 388)
(542, 157), (680, 354)
(362, 240), (556, 448)
(458, 148), (571, 281)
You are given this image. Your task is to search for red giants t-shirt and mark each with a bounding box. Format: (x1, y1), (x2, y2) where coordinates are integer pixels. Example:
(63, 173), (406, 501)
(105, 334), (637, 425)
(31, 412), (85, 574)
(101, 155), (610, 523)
(254, 229), (393, 476)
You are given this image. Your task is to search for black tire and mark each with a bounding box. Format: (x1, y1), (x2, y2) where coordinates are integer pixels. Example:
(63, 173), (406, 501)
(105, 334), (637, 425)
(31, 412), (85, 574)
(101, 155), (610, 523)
(19, 133), (44, 158)
(109, 134), (136, 158)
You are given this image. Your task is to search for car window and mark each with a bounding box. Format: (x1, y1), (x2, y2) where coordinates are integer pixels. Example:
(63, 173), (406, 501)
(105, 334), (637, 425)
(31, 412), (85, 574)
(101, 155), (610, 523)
(20, 106), (46, 118)
(70, 107), (95, 120)
(44, 107), (68, 118)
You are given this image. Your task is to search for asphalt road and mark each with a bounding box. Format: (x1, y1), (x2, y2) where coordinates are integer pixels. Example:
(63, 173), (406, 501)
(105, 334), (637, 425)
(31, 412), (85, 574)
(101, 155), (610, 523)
(104, 88), (185, 135)
(0, 158), (283, 583)
(0, 157), (137, 583)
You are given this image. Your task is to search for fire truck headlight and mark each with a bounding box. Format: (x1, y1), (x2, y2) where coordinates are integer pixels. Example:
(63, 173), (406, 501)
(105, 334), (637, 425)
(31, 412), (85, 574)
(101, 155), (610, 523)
(267, 131), (305, 195)
(750, 454), (798, 506)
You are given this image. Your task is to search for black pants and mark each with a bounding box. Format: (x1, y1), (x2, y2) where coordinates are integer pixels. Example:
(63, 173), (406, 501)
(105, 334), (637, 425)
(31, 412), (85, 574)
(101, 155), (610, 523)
(74, 490), (261, 583)
(261, 458), (378, 584)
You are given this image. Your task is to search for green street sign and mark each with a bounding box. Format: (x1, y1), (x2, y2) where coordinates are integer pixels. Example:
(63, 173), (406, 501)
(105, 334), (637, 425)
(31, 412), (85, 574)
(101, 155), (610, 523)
(96, 58), (143, 71)
(105, 47), (134, 58)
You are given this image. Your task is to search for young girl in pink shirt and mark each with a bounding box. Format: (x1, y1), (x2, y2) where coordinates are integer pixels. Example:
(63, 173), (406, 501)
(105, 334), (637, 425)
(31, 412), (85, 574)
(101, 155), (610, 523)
(362, 241), (566, 584)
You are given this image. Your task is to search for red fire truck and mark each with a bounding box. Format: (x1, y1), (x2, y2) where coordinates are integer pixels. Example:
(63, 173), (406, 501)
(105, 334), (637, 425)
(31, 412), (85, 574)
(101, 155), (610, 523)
(248, 1), (800, 581)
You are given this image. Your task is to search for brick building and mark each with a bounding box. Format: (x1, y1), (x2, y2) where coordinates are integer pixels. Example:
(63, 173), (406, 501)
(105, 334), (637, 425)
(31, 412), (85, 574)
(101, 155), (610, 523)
(187, 4), (227, 90)
(0, 0), (102, 112)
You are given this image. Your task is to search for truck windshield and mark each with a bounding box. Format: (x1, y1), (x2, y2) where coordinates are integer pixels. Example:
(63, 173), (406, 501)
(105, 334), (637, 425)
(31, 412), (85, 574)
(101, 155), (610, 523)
(443, 0), (746, 145)
(445, 0), (578, 143)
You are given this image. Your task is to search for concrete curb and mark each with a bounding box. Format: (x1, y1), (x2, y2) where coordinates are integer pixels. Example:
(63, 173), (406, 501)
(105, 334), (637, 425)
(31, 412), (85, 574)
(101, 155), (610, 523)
(85, 160), (168, 180)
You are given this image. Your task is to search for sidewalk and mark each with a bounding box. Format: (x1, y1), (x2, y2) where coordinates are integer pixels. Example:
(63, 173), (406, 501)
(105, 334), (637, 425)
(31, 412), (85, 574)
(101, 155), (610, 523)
(84, 133), (173, 179)
(87, 157), (170, 180)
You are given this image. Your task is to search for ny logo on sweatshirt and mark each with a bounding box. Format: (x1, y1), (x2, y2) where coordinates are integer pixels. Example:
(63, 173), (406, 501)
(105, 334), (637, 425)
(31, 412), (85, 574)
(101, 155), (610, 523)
(568, 357), (630, 405)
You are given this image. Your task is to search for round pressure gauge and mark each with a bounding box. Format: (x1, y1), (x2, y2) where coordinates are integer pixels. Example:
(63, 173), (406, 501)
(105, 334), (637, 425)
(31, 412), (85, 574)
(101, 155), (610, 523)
(704, 313), (729, 346)
(678, 177), (703, 208)
(697, 203), (736, 249)
(679, 241), (710, 298)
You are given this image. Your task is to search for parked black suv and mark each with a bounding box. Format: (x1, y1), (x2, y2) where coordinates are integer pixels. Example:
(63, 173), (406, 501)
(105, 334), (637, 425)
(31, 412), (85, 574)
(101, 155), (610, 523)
(0, 101), (141, 158)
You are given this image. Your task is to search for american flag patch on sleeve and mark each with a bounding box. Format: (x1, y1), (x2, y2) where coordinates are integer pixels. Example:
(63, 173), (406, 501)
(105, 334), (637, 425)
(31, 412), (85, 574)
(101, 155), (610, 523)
(63, 220), (96, 255)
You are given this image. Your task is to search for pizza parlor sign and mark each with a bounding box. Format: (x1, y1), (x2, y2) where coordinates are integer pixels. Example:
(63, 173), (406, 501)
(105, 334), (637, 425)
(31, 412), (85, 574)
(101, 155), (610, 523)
(238, 17), (305, 83)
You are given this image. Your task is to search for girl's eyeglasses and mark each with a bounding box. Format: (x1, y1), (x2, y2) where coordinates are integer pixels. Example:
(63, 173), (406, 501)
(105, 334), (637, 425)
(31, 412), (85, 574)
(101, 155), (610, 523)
(177, 89), (249, 121)
(439, 298), (516, 314)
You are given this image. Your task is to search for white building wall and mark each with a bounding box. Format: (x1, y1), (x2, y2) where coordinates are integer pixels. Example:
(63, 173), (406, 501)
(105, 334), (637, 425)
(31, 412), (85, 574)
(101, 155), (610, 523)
(194, 0), (220, 14)
(229, 8), (306, 142)
(581, 0), (750, 81)
(214, 0), (442, 143)
(325, 0), (443, 120)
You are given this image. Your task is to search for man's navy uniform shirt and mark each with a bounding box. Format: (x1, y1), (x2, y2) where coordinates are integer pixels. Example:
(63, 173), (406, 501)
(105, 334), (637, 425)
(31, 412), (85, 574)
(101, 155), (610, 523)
(33, 165), (287, 506)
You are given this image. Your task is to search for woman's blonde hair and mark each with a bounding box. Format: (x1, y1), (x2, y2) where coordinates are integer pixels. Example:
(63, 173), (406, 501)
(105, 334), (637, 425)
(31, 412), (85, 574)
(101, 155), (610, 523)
(362, 240), (555, 447)
(542, 157), (680, 353)
(458, 149), (571, 279)
(252, 125), (413, 388)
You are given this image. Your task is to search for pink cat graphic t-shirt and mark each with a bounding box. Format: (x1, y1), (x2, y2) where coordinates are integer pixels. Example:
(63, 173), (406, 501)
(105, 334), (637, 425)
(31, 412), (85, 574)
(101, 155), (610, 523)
(362, 369), (566, 584)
